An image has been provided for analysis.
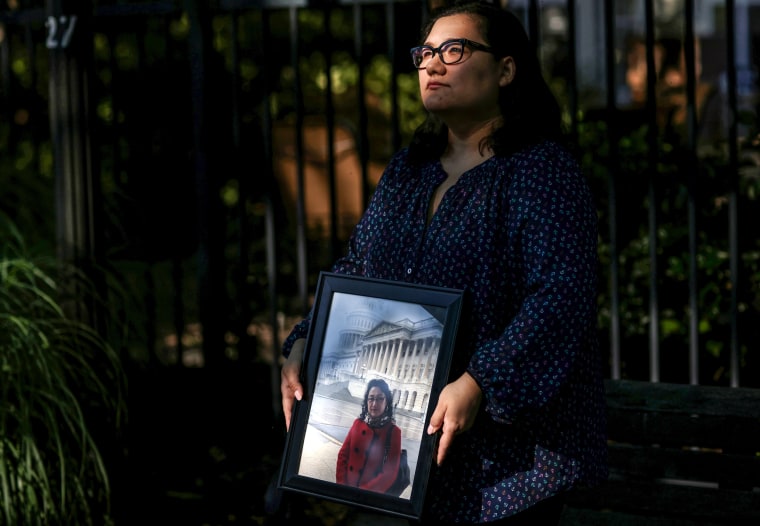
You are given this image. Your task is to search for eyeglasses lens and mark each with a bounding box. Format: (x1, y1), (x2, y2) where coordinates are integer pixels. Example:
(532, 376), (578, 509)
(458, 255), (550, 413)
(440, 42), (463, 64)
(411, 40), (464, 69)
(368, 396), (385, 404)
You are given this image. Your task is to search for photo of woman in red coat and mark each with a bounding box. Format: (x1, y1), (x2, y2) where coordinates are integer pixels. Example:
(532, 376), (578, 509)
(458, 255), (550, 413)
(336, 378), (402, 494)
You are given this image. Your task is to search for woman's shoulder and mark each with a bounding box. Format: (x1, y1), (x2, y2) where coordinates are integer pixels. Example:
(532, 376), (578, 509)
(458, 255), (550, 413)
(498, 140), (581, 179)
(510, 139), (576, 163)
(350, 417), (366, 429)
(379, 148), (435, 186)
(488, 141), (586, 207)
(385, 148), (411, 169)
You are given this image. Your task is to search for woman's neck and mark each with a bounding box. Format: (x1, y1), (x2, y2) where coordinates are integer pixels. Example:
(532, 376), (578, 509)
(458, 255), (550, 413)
(443, 116), (501, 160)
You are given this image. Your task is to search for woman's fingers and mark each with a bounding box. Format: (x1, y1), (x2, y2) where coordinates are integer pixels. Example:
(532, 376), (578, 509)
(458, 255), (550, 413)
(280, 339), (306, 430)
(427, 372), (482, 465)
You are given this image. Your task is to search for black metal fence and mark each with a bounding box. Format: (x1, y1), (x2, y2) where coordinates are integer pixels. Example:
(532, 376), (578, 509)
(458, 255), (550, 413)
(2, 0), (759, 403)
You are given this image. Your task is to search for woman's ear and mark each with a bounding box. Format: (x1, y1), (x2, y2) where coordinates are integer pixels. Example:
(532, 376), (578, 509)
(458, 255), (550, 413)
(499, 56), (516, 87)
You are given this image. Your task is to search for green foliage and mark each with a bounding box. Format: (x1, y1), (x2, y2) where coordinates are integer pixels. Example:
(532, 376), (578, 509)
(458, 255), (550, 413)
(396, 69), (426, 142)
(0, 217), (126, 525)
(578, 105), (760, 382)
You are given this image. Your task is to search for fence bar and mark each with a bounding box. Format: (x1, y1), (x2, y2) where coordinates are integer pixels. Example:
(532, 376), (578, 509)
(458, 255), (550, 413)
(0, 20), (9, 110)
(565, 0), (578, 137)
(683, 0), (700, 384)
(322, 4), (340, 262)
(386, 0), (401, 153)
(603, 0), (621, 379)
(643, 0), (661, 382)
(725, 0), (740, 387)
(186, 0), (227, 367)
(289, 6), (310, 314)
(47, 0), (108, 330)
(259, 8), (283, 419)
(353, 3), (371, 207)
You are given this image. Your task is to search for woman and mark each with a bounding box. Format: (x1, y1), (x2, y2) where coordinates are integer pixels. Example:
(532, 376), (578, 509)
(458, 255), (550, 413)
(336, 378), (403, 494)
(281, 2), (608, 524)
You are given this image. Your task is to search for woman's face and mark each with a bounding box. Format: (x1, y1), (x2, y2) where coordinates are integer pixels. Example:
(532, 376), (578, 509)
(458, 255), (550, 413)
(366, 386), (387, 418)
(418, 14), (514, 124)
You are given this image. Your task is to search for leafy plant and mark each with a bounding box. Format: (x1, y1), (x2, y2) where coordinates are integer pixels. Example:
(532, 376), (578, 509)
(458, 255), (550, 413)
(0, 218), (126, 525)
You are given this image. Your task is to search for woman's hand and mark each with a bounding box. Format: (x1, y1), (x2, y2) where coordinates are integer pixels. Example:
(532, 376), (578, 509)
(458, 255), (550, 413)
(280, 338), (306, 431)
(427, 372), (482, 466)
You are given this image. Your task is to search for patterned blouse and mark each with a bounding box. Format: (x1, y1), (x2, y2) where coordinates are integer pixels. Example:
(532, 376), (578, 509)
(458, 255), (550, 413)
(283, 140), (609, 523)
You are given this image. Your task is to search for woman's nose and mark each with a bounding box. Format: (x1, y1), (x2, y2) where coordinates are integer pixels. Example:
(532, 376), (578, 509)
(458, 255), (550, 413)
(424, 54), (445, 73)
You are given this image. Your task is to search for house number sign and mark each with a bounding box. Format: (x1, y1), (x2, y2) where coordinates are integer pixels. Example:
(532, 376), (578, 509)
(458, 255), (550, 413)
(45, 15), (78, 49)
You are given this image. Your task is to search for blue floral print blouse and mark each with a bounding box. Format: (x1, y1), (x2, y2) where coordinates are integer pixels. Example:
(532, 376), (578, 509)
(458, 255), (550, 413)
(283, 140), (609, 522)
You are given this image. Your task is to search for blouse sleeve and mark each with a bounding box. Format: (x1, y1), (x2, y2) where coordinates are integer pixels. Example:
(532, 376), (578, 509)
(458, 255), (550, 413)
(467, 143), (599, 423)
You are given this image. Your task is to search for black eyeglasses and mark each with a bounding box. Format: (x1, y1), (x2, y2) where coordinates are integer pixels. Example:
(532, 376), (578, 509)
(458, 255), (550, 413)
(367, 396), (386, 404)
(410, 38), (494, 69)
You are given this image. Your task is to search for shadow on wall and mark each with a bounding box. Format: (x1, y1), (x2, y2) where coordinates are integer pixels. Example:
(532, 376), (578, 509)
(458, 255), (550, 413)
(274, 116), (385, 240)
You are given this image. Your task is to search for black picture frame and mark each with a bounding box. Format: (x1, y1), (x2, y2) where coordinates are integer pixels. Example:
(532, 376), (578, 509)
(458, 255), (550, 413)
(278, 272), (464, 520)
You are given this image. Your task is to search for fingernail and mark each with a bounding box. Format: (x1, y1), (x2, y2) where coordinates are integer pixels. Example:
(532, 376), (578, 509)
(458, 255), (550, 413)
(427, 425), (434, 434)
(295, 390), (302, 400)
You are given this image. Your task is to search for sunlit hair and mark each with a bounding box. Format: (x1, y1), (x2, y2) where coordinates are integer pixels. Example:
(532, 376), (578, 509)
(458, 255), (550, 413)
(359, 378), (395, 420)
(408, 1), (565, 163)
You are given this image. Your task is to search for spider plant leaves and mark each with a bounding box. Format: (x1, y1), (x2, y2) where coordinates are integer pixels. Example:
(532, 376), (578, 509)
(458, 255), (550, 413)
(0, 218), (126, 525)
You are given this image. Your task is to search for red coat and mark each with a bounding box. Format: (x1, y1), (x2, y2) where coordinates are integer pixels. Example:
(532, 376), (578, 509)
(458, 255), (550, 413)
(336, 419), (402, 493)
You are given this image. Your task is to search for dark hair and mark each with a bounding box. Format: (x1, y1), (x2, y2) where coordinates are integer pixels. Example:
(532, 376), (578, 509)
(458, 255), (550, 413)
(408, 1), (565, 163)
(359, 378), (394, 420)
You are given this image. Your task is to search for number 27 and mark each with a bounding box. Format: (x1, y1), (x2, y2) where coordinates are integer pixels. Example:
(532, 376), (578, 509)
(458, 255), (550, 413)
(46, 16), (78, 49)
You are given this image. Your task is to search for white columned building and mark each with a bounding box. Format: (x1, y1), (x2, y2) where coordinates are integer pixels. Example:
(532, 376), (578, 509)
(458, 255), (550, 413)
(325, 296), (445, 417)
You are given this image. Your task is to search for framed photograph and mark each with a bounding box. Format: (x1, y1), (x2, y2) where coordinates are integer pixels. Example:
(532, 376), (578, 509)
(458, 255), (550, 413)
(278, 272), (464, 520)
